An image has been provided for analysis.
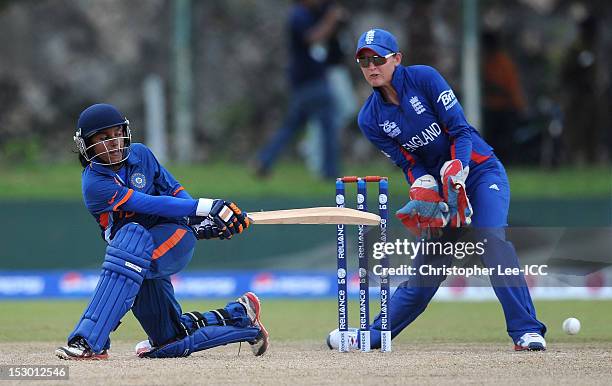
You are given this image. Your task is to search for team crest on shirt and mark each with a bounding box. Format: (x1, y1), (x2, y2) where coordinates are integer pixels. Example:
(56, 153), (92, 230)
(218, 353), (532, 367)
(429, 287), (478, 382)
(379, 120), (401, 138)
(410, 96), (425, 114)
(130, 172), (147, 189)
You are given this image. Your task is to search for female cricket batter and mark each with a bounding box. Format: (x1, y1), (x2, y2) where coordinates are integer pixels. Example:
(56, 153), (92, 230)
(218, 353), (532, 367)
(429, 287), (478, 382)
(328, 29), (546, 351)
(55, 103), (269, 359)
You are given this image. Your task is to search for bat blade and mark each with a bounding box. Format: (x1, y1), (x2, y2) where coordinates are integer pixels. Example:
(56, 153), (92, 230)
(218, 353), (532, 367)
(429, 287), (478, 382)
(247, 207), (380, 225)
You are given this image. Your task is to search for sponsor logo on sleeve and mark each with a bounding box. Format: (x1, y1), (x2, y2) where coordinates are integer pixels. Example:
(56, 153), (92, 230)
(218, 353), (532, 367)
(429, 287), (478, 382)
(437, 89), (458, 111)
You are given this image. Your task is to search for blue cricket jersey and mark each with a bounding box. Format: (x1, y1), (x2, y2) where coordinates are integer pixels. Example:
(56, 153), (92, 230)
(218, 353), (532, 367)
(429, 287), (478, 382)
(358, 65), (493, 184)
(81, 143), (198, 242)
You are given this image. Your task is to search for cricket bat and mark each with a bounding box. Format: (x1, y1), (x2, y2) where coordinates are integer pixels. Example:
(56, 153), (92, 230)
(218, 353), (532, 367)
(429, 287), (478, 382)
(246, 207), (380, 225)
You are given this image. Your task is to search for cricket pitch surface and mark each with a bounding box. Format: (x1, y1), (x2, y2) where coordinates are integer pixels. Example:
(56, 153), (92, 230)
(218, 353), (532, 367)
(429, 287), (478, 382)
(1, 342), (610, 385)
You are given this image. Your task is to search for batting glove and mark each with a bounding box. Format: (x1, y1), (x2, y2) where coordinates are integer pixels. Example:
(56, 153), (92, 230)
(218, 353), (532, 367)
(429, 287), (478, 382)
(186, 216), (226, 240)
(396, 174), (449, 239)
(227, 202), (250, 232)
(440, 159), (473, 227)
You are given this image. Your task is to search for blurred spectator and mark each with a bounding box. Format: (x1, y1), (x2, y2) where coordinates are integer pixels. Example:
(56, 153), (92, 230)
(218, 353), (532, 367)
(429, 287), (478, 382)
(559, 15), (606, 165)
(300, 1), (356, 177)
(481, 30), (527, 165)
(254, 0), (344, 179)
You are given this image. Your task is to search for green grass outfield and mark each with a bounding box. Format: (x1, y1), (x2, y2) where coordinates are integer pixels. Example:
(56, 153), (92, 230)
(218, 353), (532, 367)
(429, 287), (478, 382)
(1, 299), (610, 344)
(0, 162), (610, 199)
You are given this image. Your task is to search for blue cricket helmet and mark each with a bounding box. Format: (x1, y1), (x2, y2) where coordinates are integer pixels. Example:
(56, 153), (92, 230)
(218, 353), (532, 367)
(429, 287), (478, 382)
(74, 103), (132, 166)
(77, 103), (127, 138)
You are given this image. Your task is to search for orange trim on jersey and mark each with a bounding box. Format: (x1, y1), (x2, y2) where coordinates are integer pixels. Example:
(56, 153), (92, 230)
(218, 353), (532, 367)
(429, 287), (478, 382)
(113, 189), (134, 211)
(450, 142), (456, 159)
(152, 228), (188, 260)
(99, 212), (109, 229)
(470, 151), (491, 164)
(172, 186), (185, 196)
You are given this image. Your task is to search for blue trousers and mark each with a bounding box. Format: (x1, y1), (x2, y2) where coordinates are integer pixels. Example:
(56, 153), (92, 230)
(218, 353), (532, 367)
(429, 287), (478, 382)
(131, 223), (255, 347)
(369, 159), (546, 347)
(257, 78), (338, 178)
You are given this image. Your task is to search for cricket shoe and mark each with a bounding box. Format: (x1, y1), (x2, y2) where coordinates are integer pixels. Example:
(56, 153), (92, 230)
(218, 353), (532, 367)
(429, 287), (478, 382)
(236, 291), (269, 356)
(55, 337), (109, 360)
(514, 332), (546, 351)
(326, 328), (359, 350)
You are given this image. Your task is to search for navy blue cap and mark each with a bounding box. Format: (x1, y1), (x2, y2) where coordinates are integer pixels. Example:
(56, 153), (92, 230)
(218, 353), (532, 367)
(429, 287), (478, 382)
(355, 29), (399, 57)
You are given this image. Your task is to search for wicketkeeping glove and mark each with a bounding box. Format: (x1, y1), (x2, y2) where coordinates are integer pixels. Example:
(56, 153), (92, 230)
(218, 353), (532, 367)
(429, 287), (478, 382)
(440, 159), (473, 227)
(396, 174), (449, 239)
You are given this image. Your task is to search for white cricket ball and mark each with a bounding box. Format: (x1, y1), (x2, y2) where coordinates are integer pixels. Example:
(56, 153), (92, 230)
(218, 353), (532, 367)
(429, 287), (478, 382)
(562, 317), (581, 335)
